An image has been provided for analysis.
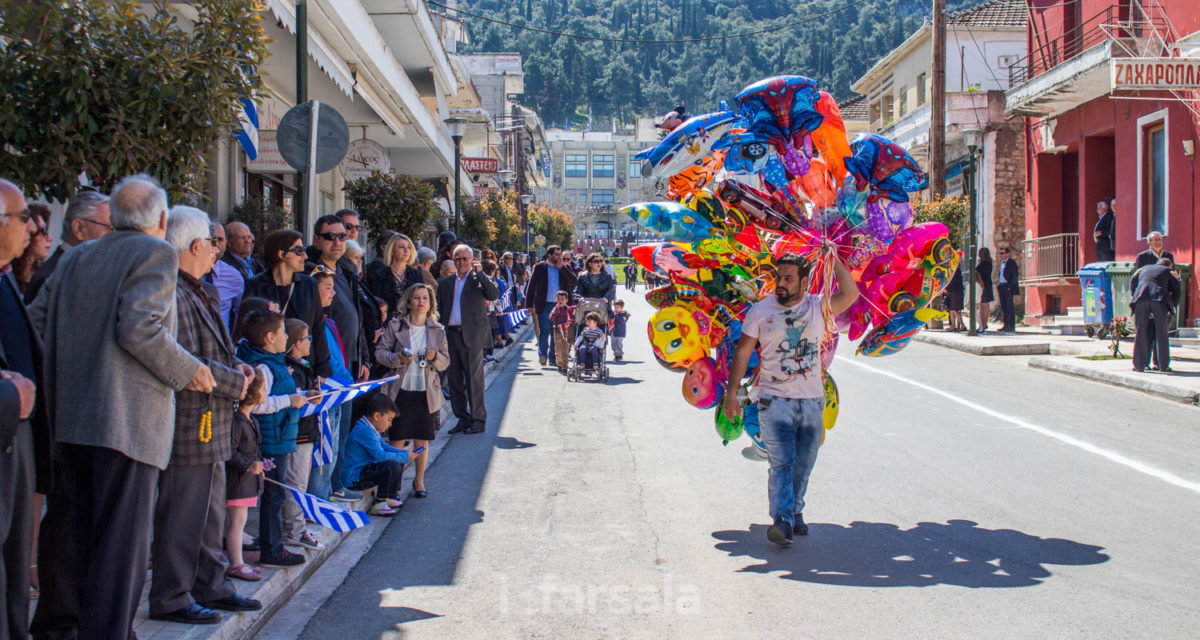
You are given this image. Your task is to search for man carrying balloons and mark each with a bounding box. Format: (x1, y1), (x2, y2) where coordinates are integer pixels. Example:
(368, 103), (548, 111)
(724, 251), (858, 547)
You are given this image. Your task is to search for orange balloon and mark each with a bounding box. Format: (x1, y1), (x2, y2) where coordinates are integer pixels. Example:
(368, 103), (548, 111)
(814, 92), (851, 184)
(798, 157), (836, 209)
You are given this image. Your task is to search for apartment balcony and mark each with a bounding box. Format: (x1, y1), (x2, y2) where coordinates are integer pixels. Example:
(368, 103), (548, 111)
(1005, 4), (1169, 118)
(876, 102), (931, 152)
(1021, 233), (1081, 286)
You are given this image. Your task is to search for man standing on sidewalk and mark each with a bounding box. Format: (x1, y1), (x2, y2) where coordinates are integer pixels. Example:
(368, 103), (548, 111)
(996, 247), (1019, 333)
(1135, 232), (1175, 371)
(1093, 200), (1116, 262)
(1131, 258), (1180, 374)
(724, 252), (857, 546)
(439, 245), (499, 434)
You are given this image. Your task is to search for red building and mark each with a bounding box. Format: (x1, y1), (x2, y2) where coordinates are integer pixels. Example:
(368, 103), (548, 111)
(1006, 0), (1200, 323)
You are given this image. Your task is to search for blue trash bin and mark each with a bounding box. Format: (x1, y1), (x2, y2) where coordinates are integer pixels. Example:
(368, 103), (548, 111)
(1077, 263), (1114, 326)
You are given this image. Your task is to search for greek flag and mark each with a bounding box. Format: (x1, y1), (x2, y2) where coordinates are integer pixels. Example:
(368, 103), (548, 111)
(305, 377), (398, 468)
(234, 59), (259, 160)
(281, 482), (370, 533)
(498, 308), (528, 334)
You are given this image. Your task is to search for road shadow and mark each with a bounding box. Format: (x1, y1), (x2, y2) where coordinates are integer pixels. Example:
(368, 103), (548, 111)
(299, 344), (529, 638)
(601, 376), (641, 385)
(712, 519), (1108, 588)
(495, 436), (536, 450)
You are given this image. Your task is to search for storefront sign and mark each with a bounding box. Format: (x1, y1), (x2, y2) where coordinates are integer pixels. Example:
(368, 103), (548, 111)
(245, 130), (295, 174)
(462, 157), (499, 173)
(1111, 58), (1200, 89)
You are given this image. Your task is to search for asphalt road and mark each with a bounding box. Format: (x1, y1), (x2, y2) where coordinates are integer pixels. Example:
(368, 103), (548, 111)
(293, 289), (1200, 640)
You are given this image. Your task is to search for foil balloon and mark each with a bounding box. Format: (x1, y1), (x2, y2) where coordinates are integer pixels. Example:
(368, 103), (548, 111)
(682, 357), (725, 409)
(648, 306), (712, 369)
(634, 110), (740, 178)
(622, 201), (714, 244)
(735, 75), (824, 153)
(856, 308), (947, 356)
(821, 372), (839, 443)
(845, 133), (929, 202)
(714, 391), (745, 445)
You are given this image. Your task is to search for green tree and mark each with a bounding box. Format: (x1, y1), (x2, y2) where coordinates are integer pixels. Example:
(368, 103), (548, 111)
(459, 197), (497, 249)
(343, 172), (438, 240)
(0, 0), (268, 202)
(488, 190), (526, 253)
(229, 196), (292, 260)
(529, 203), (574, 250)
(912, 195), (970, 249)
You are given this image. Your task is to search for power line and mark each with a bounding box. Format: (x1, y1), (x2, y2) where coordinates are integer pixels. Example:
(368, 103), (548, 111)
(427, 0), (876, 45)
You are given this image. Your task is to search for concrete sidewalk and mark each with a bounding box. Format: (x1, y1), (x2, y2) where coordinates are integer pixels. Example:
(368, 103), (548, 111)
(915, 327), (1200, 405)
(115, 320), (535, 640)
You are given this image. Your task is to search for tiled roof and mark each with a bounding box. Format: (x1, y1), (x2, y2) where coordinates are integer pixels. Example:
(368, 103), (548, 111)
(947, 0), (1027, 29)
(839, 95), (868, 121)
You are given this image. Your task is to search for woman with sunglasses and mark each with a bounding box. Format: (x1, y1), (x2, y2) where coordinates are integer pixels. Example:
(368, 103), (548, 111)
(573, 252), (617, 306)
(244, 230), (333, 378)
(12, 203), (53, 295)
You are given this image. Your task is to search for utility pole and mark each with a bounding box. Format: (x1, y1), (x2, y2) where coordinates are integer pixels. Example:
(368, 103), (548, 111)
(512, 104), (528, 252)
(930, 0), (947, 198)
(295, 0), (308, 234)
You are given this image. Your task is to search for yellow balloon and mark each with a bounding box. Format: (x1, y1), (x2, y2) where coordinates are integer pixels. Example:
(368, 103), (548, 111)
(821, 372), (839, 444)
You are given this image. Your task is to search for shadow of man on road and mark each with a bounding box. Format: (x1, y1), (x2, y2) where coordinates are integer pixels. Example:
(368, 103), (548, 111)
(712, 519), (1108, 588)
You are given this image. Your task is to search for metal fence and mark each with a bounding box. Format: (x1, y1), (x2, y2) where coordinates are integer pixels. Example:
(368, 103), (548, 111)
(1021, 233), (1080, 285)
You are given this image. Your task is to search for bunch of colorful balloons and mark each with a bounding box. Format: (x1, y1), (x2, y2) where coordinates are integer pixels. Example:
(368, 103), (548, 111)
(623, 75), (959, 449)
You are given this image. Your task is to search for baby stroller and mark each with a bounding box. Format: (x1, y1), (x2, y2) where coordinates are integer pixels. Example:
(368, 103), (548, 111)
(567, 298), (610, 382)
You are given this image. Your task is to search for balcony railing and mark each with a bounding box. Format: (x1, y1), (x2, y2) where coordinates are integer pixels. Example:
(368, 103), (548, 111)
(1008, 4), (1169, 87)
(1021, 233), (1080, 285)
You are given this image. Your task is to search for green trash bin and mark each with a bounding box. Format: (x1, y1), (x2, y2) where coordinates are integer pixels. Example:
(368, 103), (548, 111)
(1106, 262), (1136, 324)
(1111, 262), (1191, 332)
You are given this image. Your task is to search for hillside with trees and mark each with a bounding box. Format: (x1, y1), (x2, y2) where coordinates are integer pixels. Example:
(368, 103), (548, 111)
(456, 0), (987, 128)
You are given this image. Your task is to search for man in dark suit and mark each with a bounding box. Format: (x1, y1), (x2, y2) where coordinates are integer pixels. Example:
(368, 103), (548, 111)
(0, 178), (48, 640)
(1131, 257), (1181, 373)
(996, 247), (1020, 332)
(29, 174), (215, 640)
(523, 245), (577, 367)
(1093, 200), (1115, 262)
(221, 221), (264, 280)
(438, 244), (499, 434)
(24, 189), (112, 304)
(1134, 232), (1175, 370)
(148, 207), (260, 625)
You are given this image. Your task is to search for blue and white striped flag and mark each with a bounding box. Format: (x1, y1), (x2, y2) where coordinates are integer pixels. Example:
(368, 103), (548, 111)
(305, 377), (398, 468)
(278, 481), (370, 533)
(234, 59), (259, 160)
(498, 308), (528, 334)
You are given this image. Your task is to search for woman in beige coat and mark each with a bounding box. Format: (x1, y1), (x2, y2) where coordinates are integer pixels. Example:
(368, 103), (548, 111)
(375, 283), (450, 498)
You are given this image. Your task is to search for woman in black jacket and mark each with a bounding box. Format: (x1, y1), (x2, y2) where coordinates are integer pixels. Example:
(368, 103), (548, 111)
(244, 229), (332, 378)
(365, 233), (425, 318)
(573, 252), (617, 303)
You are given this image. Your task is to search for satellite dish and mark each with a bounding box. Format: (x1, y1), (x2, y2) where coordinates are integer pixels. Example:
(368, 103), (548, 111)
(277, 101), (349, 174)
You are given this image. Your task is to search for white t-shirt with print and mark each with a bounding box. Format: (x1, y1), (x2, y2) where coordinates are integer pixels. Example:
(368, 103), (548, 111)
(741, 293), (826, 399)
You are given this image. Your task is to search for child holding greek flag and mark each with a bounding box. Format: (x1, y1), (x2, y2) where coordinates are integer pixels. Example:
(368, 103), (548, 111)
(283, 319), (325, 551)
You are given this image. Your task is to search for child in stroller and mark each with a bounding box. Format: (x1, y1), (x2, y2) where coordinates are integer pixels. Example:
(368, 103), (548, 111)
(574, 312), (605, 371)
(568, 299), (610, 381)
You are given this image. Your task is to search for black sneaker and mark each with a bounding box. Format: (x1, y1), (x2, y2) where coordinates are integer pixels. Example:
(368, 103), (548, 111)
(767, 517), (793, 546)
(259, 550), (306, 568)
(793, 513), (809, 536)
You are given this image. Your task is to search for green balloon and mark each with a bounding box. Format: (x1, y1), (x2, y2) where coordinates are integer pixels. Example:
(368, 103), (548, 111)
(714, 394), (744, 445)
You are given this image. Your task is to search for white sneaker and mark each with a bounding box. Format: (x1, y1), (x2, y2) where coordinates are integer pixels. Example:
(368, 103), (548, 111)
(289, 531), (326, 550)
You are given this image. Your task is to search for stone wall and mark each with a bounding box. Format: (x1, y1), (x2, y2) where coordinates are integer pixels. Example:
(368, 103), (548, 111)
(989, 119), (1026, 253)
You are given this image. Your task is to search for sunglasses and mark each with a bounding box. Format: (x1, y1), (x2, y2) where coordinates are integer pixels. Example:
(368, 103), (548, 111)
(316, 232), (347, 242)
(342, 223), (364, 232)
(284, 246), (307, 256)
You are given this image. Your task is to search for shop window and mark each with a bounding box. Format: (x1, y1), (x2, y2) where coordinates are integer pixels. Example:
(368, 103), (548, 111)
(592, 154), (614, 178)
(565, 154), (587, 178)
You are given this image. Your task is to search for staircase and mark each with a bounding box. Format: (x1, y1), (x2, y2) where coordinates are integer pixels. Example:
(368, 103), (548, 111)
(1038, 306), (1091, 336)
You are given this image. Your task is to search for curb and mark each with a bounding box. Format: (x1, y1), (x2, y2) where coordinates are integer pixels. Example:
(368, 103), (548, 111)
(913, 331), (1051, 356)
(1028, 356), (1200, 405)
(134, 320), (535, 640)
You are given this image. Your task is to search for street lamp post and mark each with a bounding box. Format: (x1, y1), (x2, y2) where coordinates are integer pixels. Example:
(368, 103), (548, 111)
(521, 194), (533, 255)
(962, 128), (982, 337)
(444, 117), (467, 236)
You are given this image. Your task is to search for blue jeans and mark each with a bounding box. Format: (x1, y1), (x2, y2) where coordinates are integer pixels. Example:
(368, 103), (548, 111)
(306, 405), (341, 500)
(259, 453), (290, 560)
(759, 395), (823, 527)
(537, 306), (553, 360)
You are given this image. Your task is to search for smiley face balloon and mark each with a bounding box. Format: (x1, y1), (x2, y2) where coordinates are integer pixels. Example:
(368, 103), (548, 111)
(648, 306), (710, 370)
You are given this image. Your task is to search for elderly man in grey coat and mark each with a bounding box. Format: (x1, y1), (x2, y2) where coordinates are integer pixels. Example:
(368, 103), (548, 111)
(29, 175), (216, 640)
(148, 206), (261, 625)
